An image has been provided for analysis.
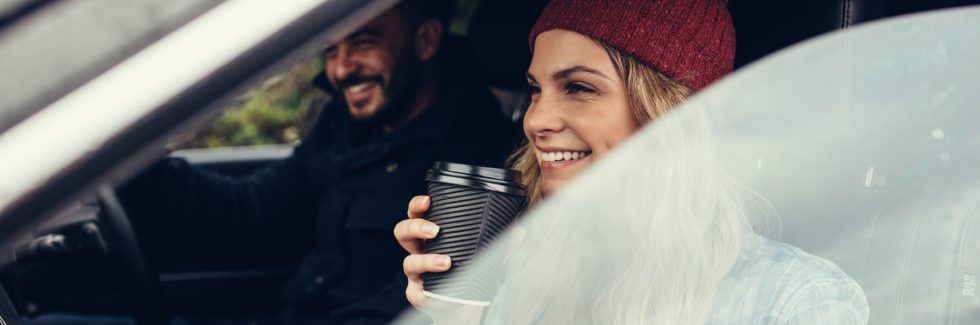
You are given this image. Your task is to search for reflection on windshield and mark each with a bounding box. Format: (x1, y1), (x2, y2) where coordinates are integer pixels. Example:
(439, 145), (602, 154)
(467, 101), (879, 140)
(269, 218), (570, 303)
(397, 6), (980, 324)
(0, 0), (222, 133)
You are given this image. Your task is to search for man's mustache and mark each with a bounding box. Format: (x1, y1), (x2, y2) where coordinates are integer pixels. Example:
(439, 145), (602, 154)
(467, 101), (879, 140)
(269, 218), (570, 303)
(336, 74), (384, 90)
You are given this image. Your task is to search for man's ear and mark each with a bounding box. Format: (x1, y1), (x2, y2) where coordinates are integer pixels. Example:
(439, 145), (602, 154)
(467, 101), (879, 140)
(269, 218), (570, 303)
(414, 19), (443, 61)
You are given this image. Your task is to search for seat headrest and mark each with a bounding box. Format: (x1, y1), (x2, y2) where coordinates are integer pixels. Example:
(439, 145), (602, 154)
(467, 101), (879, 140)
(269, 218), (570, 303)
(465, 0), (548, 92)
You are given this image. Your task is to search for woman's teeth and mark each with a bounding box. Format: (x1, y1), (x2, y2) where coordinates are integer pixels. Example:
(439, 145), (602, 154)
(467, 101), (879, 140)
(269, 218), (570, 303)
(541, 151), (591, 162)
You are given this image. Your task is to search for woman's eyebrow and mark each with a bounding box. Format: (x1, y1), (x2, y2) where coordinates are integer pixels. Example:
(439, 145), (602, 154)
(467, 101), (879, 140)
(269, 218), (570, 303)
(552, 65), (611, 81)
(526, 72), (538, 83)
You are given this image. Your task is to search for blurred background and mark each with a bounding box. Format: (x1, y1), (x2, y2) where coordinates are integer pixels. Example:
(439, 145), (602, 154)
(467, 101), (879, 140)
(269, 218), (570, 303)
(168, 0), (482, 150)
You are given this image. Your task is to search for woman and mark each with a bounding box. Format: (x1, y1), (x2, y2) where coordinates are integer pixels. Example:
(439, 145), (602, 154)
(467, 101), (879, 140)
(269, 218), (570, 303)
(395, 0), (868, 323)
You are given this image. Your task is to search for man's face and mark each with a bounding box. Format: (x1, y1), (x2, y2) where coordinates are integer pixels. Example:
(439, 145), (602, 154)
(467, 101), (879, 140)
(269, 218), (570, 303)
(324, 10), (419, 122)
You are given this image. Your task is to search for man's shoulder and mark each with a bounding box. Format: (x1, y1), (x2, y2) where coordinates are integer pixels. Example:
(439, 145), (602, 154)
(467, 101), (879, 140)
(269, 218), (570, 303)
(449, 101), (519, 151)
(453, 87), (517, 134)
(436, 88), (520, 167)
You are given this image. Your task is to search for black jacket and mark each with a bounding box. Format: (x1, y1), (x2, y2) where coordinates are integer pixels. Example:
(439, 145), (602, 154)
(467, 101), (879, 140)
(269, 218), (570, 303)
(122, 40), (520, 324)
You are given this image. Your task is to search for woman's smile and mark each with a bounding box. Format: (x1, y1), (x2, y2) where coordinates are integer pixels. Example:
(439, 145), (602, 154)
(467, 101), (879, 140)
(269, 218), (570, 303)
(537, 148), (592, 170)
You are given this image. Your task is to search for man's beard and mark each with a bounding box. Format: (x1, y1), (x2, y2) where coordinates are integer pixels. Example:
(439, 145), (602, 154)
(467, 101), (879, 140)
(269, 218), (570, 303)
(341, 60), (422, 126)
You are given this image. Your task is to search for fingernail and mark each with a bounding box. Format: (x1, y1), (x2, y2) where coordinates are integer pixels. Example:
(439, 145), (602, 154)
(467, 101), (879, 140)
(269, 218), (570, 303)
(421, 223), (439, 235)
(419, 196), (430, 207)
(435, 256), (450, 267)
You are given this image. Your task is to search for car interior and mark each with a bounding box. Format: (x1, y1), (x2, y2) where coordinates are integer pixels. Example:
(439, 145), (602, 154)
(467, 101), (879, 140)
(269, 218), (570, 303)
(1, 0), (979, 324)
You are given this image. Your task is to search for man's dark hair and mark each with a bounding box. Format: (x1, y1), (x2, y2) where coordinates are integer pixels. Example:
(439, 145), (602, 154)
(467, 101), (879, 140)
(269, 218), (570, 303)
(395, 0), (456, 30)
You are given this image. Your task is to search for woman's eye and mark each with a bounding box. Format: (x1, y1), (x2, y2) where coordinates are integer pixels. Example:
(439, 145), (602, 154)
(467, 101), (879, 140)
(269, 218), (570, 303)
(527, 84), (541, 96)
(565, 82), (595, 95)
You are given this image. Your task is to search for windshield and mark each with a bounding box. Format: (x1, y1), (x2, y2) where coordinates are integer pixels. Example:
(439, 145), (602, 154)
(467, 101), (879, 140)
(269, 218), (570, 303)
(397, 6), (980, 324)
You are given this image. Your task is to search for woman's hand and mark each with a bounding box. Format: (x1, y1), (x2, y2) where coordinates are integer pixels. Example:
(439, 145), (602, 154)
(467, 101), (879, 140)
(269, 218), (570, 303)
(394, 195), (485, 324)
(394, 195), (449, 308)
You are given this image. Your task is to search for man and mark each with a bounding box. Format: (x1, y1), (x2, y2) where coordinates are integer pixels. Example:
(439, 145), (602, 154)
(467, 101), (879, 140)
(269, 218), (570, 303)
(115, 1), (519, 324)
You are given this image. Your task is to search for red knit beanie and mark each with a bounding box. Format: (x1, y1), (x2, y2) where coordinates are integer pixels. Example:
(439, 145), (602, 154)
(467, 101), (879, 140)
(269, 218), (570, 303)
(529, 0), (735, 91)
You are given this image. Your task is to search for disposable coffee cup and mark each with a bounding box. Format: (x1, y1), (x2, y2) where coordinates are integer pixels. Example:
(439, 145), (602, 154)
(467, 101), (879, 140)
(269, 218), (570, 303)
(422, 162), (527, 306)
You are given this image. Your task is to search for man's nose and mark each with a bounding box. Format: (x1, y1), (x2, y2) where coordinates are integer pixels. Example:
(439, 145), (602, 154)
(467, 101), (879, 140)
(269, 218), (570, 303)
(332, 47), (360, 79)
(524, 96), (565, 138)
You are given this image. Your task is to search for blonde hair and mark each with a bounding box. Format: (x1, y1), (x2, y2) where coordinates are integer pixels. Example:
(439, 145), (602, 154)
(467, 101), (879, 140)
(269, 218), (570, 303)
(496, 41), (745, 324)
(511, 42), (692, 206)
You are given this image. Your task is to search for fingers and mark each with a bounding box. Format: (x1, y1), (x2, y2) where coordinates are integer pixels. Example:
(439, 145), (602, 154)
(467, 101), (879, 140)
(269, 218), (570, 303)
(399, 195), (448, 311)
(394, 218), (440, 254)
(404, 254), (451, 309)
(406, 276), (428, 308)
(407, 195), (430, 219)
(403, 254), (451, 281)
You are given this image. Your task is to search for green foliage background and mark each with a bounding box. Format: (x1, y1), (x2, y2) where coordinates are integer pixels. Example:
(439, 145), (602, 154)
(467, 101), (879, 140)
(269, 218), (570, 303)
(170, 57), (330, 150)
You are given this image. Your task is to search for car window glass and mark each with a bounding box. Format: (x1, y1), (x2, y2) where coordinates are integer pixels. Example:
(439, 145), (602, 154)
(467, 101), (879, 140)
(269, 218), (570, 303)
(0, 0), (222, 134)
(165, 56), (329, 150)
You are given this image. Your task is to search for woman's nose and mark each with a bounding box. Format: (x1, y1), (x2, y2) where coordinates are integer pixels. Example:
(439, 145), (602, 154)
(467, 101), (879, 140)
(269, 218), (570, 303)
(523, 97), (565, 138)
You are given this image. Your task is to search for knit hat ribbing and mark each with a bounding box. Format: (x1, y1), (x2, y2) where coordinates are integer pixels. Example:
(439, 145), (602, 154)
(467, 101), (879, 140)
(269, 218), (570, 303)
(529, 0), (735, 91)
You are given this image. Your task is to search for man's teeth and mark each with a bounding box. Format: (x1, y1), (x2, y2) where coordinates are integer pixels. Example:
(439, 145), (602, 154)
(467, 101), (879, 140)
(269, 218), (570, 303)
(347, 82), (376, 93)
(541, 151), (591, 162)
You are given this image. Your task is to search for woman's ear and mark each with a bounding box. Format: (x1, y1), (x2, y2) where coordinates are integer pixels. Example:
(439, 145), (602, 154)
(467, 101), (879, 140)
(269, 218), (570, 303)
(414, 19), (443, 61)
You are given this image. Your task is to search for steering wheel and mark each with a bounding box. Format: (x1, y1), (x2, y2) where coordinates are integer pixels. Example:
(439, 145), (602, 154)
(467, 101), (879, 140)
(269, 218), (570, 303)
(96, 186), (169, 325)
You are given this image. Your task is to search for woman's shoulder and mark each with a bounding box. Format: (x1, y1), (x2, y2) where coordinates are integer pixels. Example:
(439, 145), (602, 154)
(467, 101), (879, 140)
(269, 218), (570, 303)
(736, 234), (853, 283)
(709, 234), (869, 324)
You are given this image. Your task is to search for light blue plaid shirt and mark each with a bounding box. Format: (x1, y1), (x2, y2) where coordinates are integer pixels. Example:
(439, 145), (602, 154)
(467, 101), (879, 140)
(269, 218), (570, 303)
(705, 234), (869, 324)
(480, 233), (868, 324)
